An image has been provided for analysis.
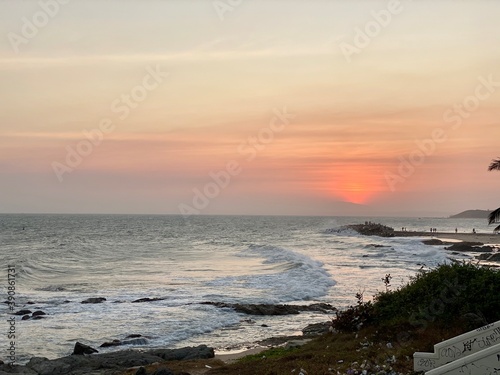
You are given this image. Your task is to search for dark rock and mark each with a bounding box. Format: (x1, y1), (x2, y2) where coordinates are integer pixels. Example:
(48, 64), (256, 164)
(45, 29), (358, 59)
(72, 342), (98, 355)
(26, 301), (36, 305)
(31, 315), (45, 320)
(100, 340), (122, 348)
(32, 311), (46, 316)
(422, 239), (447, 245)
(305, 303), (337, 313)
(258, 335), (303, 346)
(126, 334), (143, 338)
(445, 242), (489, 252)
(16, 345), (214, 375)
(22, 315), (31, 320)
(302, 321), (332, 336)
(81, 297), (106, 304)
(153, 369), (174, 375)
(136, 367), (147, 375)
(14, 309), (32, 315)
(125, 338), (148, 346)
(0, 366), (38, 374)
(148, 345), (214, 361)
(201, 302), (336, 316)
(261, 324), (269, 327)
(100, 338), (149, 347)
(477, 252), (500, 261)
(132, 297), (165, 303)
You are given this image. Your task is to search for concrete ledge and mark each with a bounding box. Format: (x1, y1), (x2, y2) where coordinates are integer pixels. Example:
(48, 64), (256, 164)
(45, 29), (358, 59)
(425, 341), (500, 375)
(414, 321), (500, 372)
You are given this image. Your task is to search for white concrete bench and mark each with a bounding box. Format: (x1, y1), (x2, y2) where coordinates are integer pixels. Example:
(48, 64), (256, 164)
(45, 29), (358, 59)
(413, 321), (500, 372)
(425, 342), (500, 375)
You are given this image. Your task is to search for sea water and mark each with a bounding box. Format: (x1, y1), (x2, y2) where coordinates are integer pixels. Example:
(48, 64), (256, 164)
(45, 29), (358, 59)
(0, 214), (491, 363)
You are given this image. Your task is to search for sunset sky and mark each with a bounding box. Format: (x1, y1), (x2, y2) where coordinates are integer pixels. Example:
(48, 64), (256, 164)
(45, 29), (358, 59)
(1, 1), (500, 216)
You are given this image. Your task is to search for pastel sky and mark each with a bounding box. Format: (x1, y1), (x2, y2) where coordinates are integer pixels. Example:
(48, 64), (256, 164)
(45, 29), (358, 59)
(1, 0), (500, 216)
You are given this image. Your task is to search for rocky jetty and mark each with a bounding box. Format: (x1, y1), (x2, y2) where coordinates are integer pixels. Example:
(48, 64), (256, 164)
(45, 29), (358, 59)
(201, 302), (336, 315)
(347, 223), (395, 237)
(0, 345), (214, 375)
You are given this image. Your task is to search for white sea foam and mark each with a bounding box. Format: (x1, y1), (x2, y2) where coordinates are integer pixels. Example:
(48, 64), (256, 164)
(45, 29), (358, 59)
(0, 214), (481, 363)
(207, 244), (336, 303)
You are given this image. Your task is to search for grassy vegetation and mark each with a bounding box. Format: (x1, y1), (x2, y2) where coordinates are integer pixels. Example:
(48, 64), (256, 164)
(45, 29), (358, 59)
(373, 262), (500, 330)
(122, 263), (500, 375)
(210, 262), (500, 375)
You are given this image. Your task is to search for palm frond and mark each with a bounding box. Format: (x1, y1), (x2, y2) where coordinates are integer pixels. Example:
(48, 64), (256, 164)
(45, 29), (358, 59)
(488, 208), (500, 225)
(488, 158), (500, 171)
(493, 224), (500, 233)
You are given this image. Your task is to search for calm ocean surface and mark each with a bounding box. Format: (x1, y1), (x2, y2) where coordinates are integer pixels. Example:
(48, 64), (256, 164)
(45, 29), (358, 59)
(0, 214), (491, 363)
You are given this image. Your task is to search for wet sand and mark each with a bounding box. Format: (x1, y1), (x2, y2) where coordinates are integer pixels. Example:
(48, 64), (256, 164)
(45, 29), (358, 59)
(215, 347), (268, 363)
(393, 231), (500, 245)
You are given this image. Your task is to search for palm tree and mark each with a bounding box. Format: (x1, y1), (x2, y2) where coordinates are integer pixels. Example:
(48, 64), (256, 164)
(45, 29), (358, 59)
(488, 158), (500, 231)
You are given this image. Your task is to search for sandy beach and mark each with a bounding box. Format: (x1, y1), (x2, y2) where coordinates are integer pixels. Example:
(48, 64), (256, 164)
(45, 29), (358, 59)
(393, 231), (500, 245)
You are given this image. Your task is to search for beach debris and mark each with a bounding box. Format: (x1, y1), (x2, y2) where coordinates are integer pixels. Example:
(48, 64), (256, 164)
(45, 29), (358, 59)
(386, 342), (393, 349)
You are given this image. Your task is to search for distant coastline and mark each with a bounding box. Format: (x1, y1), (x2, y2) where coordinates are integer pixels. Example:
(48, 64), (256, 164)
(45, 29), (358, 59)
(449, 209), (491, 219)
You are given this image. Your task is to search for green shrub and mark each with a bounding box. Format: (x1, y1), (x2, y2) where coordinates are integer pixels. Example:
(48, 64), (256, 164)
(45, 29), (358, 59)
(333, 263), (500, 333)
(373, 262), (500, 329)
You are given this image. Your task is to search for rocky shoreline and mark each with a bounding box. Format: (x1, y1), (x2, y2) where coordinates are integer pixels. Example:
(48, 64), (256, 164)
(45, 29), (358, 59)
(1, 302), (335, 375)
(0, 344), (215, 375)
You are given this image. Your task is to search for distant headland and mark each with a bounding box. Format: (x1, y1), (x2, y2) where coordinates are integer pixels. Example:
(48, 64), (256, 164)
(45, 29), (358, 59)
(449, 209), (492, 219)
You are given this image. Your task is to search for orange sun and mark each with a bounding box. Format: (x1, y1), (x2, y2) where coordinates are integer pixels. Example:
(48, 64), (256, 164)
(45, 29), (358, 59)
(335, 174), (377, 204)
